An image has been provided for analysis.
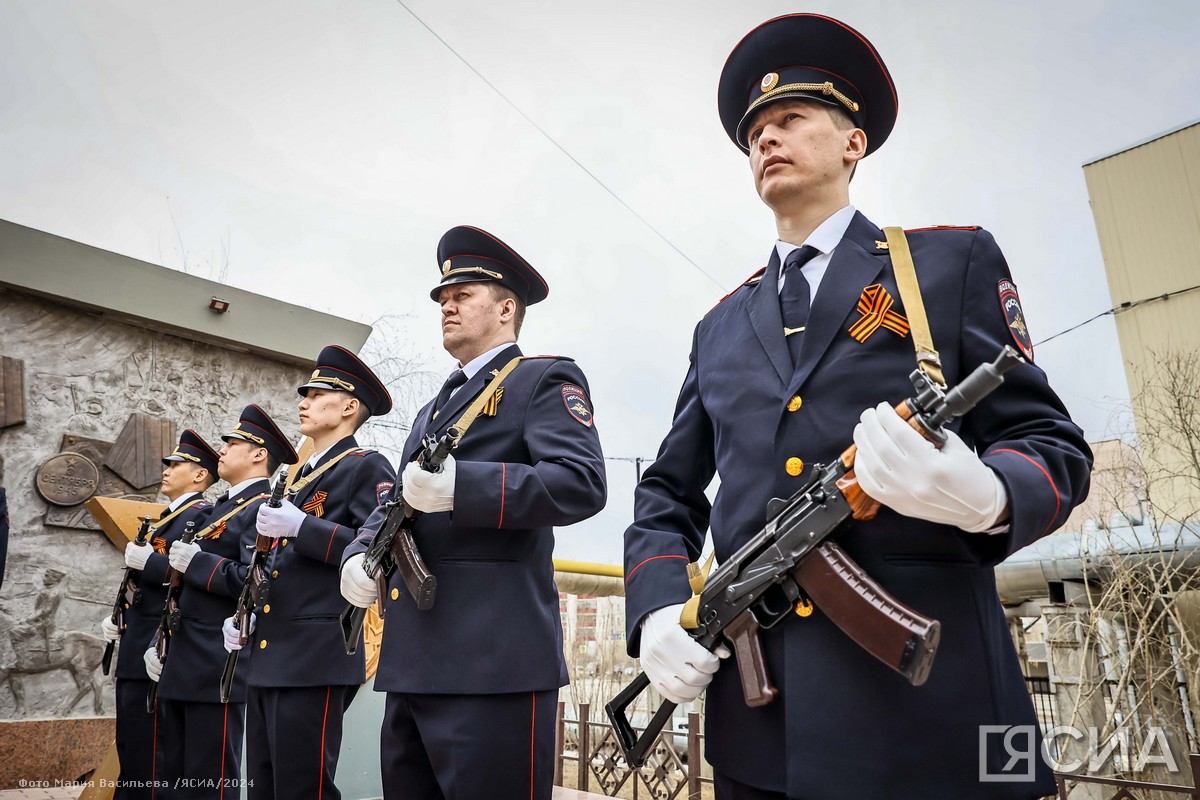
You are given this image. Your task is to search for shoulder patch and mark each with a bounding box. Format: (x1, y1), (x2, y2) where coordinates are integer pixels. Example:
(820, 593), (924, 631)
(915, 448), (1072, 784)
(709, 266), (767, 313)
(561, 384), (593, 427)
(997, 279), (1034, 362)
(904, 225), (980, 233)
(376, 481), (394, 505)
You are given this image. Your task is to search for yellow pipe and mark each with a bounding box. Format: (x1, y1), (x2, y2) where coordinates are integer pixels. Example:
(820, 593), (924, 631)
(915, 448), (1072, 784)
(552, 558), (624, 579)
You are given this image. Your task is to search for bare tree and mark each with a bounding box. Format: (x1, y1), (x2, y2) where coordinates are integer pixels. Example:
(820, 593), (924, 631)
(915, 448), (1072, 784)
(1052, 349), (1200, 794)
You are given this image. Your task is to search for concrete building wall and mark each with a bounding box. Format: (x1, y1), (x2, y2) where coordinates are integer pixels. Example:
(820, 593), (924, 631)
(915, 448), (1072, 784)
(0, 286), (306, 720)
(1084, 120), (1200, 521)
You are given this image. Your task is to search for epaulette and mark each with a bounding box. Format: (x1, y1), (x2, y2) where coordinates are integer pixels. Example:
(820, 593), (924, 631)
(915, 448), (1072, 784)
(709, 266), (767, 313)
(904, 225), (979, 233)
(519, 355), (575, 362)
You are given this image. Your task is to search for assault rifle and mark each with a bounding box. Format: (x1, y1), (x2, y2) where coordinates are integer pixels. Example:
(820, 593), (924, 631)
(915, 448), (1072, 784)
(148, 519), (197, 712)
(606, 346), (1023, 767)
(220, 469), (288, 703)
(340, 426), (461, 654)
(101, 515), (153, 675)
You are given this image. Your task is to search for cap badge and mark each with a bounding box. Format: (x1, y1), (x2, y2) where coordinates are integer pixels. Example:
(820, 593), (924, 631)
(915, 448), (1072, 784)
(760, 72), (779, 92)
(442, 260), (453, 276)
(311, 369), (321, 380)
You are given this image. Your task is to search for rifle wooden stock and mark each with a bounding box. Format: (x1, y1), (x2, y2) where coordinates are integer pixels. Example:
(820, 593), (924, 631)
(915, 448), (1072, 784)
(793, 541), (940, 685)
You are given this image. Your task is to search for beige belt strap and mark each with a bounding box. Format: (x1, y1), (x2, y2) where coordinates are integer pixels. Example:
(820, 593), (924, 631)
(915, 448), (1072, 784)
(448, 357), (524, 437)
(194, 494), (270, 540)
(149, 497), (207, 535)
(286, 448), (367, 497)
(883, 227), (945, 388)
(679, 552), (717, 629)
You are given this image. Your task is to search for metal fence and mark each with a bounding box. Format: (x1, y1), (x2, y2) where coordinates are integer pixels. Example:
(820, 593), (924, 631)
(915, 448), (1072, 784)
(554, 702), (709, 799)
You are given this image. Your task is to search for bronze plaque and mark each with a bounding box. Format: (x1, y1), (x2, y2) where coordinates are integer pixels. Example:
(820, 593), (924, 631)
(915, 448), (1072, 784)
(35, 453), (100, 507)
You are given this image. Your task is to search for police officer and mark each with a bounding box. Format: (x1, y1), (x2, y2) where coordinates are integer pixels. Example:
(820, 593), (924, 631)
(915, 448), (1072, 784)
(98, 429), (217, 799)
(340, 226), (607, 800)
(144, 405), (297, 800)
(622, 14), (1092, 800)
(222, 346), (395, 800)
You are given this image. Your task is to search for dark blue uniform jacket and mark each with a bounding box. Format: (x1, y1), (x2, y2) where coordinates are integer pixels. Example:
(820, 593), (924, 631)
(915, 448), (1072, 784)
(247, 436), (395, 687)
(119, 495), (213, 679)
(623, 213), (1092, 799)
(158, 480), (270, 704)
(345, 344), (607, 695)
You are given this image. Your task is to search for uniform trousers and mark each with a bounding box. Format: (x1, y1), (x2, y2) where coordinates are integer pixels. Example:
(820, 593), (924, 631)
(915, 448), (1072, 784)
(246, 684), (353, 800)
(153, 697), (245, 800)
(114, 678), (156, 799)
(381, 689), (557, 800)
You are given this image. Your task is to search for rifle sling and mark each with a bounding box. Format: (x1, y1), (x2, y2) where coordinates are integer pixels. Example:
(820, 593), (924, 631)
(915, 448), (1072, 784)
(193, 495), (270, 540)
(447, 357), (524, 438)
(149, 497), (206, 536)
(882, 226), (945, 388)
(286, 447), (367, 496)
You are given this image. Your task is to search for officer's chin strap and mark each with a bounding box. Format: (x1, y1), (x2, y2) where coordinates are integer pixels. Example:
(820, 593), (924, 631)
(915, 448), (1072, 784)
(882, 227), (945, 389)
(679, 552), (716, 629)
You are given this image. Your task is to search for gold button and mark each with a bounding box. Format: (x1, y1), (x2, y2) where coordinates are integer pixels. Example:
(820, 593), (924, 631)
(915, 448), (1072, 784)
(785, 457), (804, 476)
(281, 540), (288, 547)
(262, 604), (270, 614)
(259, 640), (267, 650)
(787, 396), (803, 412)
(271, 570), (279, 579)
(390, 588), (399, 601)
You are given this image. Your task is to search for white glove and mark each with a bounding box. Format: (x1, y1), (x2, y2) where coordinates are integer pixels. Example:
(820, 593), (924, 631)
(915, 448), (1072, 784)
(340, 553), (377, 608)
(125, 541), (152, 570)
(639, 604), (729, 705)
(257, 500), (306, 539)
(222, 614), (255, 653)
(401, 455), (456, 513)
(143, 647), (163, 681)
(853, 401), (1008, 533)
(100, 615), (120, 642)
(168, 540), (201, 573)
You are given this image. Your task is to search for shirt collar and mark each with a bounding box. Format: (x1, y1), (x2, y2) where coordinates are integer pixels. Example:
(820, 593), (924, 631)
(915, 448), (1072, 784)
(167, 491), (200, 512)
(774, 204), (856, 263)
(224, 477), (267, 499)
(459, 341), (517, 381)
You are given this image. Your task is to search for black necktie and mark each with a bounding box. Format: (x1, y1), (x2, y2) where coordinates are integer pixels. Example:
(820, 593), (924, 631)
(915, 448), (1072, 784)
(780, 245), (819, 365)
(433, 369), (468, 417)
(298, 462), (315, 480)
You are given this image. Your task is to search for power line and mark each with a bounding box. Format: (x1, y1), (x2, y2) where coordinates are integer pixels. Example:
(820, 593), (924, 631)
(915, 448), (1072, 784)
(391, 0), (725, 291)
(1035, 283), (1200, 346)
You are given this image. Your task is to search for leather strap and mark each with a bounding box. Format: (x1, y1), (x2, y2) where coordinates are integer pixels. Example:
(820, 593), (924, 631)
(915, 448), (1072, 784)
(286, 447), (366, 496)
(883, 227), (945, 388)
(449, 357), (524, 437)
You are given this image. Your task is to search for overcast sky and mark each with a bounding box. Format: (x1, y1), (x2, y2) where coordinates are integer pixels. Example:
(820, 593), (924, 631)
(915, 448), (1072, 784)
(2, 1), (1198, 564)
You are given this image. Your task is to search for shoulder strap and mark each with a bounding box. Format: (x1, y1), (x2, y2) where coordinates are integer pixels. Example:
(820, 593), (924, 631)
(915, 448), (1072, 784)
(449, 357), (524, 436)
(882, 227), (945, 388)
(286, 447), (366, 496)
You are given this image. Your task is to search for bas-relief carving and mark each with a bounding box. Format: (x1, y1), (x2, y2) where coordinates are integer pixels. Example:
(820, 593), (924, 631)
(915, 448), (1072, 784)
(0, 289), (303, 719)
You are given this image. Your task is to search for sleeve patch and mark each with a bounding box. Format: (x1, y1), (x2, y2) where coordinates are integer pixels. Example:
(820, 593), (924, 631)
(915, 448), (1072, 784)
(376, 481), (394, 505)
(997, 279), (1034, 362)
(561, 384), (593, 427)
